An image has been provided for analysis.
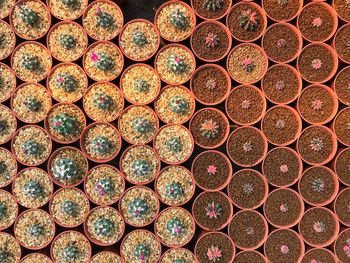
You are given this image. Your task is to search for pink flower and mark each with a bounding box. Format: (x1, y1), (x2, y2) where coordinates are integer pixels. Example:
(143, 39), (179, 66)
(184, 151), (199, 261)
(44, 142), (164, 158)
(242, 58), (252, 67)
(280, 245), (289, 255)
(57, 76), (64, 83)
(277, 38), (287, 48)
(280, 164), (289, 173)
(245, 226), (254, 235)
(313, 221), (325, 233)
(280, 203), (288, 213)
(207, 165), (217, 175)
(175, 57), (182, 63)
(311, 99), (323, 110)
(241, 99), (251, 109)
(205, 202), (222, 219)
(242, 142), (252, 152)
(207, 246), (222, 262)
(95, 6), (102, 15)
(312, 17), (322, 27)
(310, 259), (319, 263)
(311, 59), (322, 69)
(310, 138), (323, 152)
(91, 52), (100, 62)
(52, 121), (62, 126)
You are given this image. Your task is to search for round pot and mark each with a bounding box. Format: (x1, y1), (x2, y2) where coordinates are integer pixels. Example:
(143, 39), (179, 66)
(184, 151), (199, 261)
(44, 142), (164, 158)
(0, 62), (16, 103)
(0, 20), (16, 61)
(0, 189), (18, 231)
(334, 188), (350, 227)
(46, 0), (87, 21)
(159, 248), (195, 263)
(332, 107), (350, 146)
(332, 65), (350, 106)
(234, 251), (268, 263)
(333, 23), (350, 64)
(302, 248), (337, 263)
(334, 228), (350, 263)
(262, 0), (303, 22)
(333, 147), (350, 186)
(20, 253), (53, 263)
(0, 147), (18, 188)
(0, 105), (17, 145)
(191, 0), (232, 21)
(333, 0), (350, 23)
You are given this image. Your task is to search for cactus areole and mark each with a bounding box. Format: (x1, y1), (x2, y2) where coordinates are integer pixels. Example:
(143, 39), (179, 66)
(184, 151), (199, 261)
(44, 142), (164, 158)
(50, 112), (78, 137)
(133, 244), (150, 261)
(56, 73), (79, 93)
(132, 117), (152, 134)
(169, 95), (189, 114)
(90, 136), (112, 155)
(60, 200), (77, 215)
(93, 217), (115, 237)
(128, 198), (149, 218)
(52, 157), (78, 182)
(27, 223), (44, 237)
(59, 34), (77, 50)
(61, 245), (79, 261)
(131, 159), (151, 177)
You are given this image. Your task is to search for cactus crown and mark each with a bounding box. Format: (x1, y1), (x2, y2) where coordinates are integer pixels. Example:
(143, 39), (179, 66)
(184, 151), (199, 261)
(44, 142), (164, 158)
(61, 245), (79, 261)
(56, 73), (79, 93)
(168, 95), (189, 114)
(166, 137), (183, 153)
(60, 200), (77, 216)
(132, 30), (148, 46)
(203, 0), (224, 11)
(278, 0), (288, 6)
(95, 7), (114, 28)
(22, 140), (43, 156)
(0, 250), (8, 261)
(61, 0), (79, 9)
(0, 161), (6, 174)
(132, 117), (151, 134)
(52, 157), (78, 182)
(90, 52), (115, 72)
(0, 202), (7, 219)
(174, 259), (186, 263)
(241, 58), (255, 73)
(207, 246), (222, 262)
(131, 159), (151, 177)
(169, 9), (188, 29)
(92, 92), (113, 110)
(200, 119), (219, 139)
(96, 177), (114, 196)
(312, 178), (325, 192)
(0, 120), (7, 134)
(242, 183), (254, 194)
(205, 202), (222, 219)
(167, 54), (188, 74)
(134, 244), (150, 261)
(93, 217), (115, 237)
(205, 33), (220, 48)
(310, 138), (323, 152)
(133, 78), (150, 93)
(21, 54), (41, 72)
(24, 97), (42, 112)
(19, 5), (40, 27)
(128, 198), (149, 218)
(23, 181), (43, 198)
(165, 182), (184, 199)
(59, 34), (76, 50)
(51, 112), (78, 137)
(239, 9), (258, 31)
(90, 136), (112, 155)
(166, 218), (184, 237)
(27, 223), (44, 237)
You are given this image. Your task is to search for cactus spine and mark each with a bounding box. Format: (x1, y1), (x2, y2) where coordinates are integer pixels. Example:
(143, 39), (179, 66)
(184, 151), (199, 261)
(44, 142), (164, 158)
(92, 92), (113, 110)
(131, 159), (150, 177)
(50, 112), (78, 137)
(166, 137), (183, 153)
(56, 73), (79, 93)
(51, 157), (78, 182)
(59, 34), (76, 50)
(23, 181), (43, 197)
(132, 117), (151, 134)
(128, 198), (149, 218)
(93, 217), (114, 237)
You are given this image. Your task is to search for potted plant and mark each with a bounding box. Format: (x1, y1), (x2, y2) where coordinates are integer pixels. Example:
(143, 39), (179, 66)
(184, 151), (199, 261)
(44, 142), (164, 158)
(83, 0), (123, 41)
(154, 44), (196, 85)
(334, 24), (350, 64)
(334, 148), (350, 186)
(262, 64), (302, 105)
(11, 83), (51, 124)
(262, 147), (303, 188)
(190, 64), (231, 106)
(160, 247), (196, 263)
(262, 0), (302, 22)
(120, 145), (160, 186)
(261, 105), (302, 146)
(262, 23), (302, 63)
(21, 253), (52, 263)
(333, 65), (350, 106)
(154, 0), (196, 42)
(333, 0), (350, 23)
(333, 107), (350, 146)
(301, 248), (337, 263)
(191, 0), (232, 21)
(228, 169), (268, 210)
(155, 207), (195, 248)
(0, 105), (17, 146)
(154, 124), (194, 165)
(0, 232), (21, 262)
(0, 189), (18, 231)
(264, 229), (305, 263)
(119, 19), (160, 62)
(0, 147), (17, 188)
(225, 84), (266, 126)
(120, 64), (161, 105)
(334, 188), (350, 227)
(49, 187), (90, 228)
(234, 251), (267, 263)
(155, 165), (195, 207)
(0, 0), (15, 19)
(13, 167), (53, 209)
(299, 207), (340, 248)
(91, 252), (122, 263)
(226, 1), (267, 42)
(84, 164), (124, 206)
(191, 150), (232, 191)
(297, 125), (338, 166)
(0, 21), (16, 61)
(229, 209), (268, 250)
(227, 43), (268, 85)
(47, 0), (87, 20)
(334, 229), (350, 263)
(0, 63), (16, 104)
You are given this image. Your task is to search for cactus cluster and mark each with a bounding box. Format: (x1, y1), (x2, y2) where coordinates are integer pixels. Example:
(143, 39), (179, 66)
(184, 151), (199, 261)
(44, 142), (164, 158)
(168, 95), (189, 114)
(165, 182), (184, 199)
(51, 157), (78, 182)
(24, 97), (42, 112)
(203, 0), (224, 11)
(169, 9), (188, 29)
(61, 0), (79, 9)
(132, 117), (152, 134)
(91, 52), (115, 72)
(19, 6), (40, 27)
(131, 159), (150, 177)
(205, 33), (220, 48)
(132, 30), (148, 47)
(166, 217), (184, 237)
(240, 58), (255, 73)
(27, 223), (44, 237)
(0, 250), (8, 261)
(23, 181), (43, 198)
(90, 136), (112, 155)
(96, 177), (114, 196)
(239, 9), (258, 31)
(133, 78), (150, 92)
(61, 245), (79, 261)
(167, 55), (187, 74)
(56, 73), (79, 93)
(0, 202), (6, 219)
(92, 92), (113, 110)
(50, 112), (78, 137)
(60, 200), (77, 216)
(95, 7), (114, 28)
(166, 137), (183, 153)
(93, 217), (114, 237)
(21, 54), (41, 72)
(200, 119), (219, 139)
(128, 198), (149, 218)
(22, 140), (43, 156)
(59, 34), (76, 50)
(133, 244), (150, 261)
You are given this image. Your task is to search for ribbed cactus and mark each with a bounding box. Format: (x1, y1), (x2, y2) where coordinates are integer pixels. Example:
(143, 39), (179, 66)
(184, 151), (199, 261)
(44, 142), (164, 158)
(59, 34), (76, 50)
(0, 202), (6, 219)
(60, 200), (77, 216)
(166, 217), (184, 237)
(51, 157), (78, 182)
(19, 6), (40, 27)
(133, 78), (150, 93)
(61, 246), (79, 261)
(50, 112), (78, 137)
(165, 182), (184, 199)
(166, 137), (183, 153)
(239, 9), (258, 31)
(94, 53), (115, 72)
(21, 54), (41, 72)
(0, 161), (6, 174)
(133, 244), (150, 262)
(22, 140), (43, 156)
(27, 223), (44, 237)
(0, 250), (8, 261)
(0, 120), (7, 134)
(203, 0), (223, 11)
(56, 73), (78, 93)
(23, 181), (43, 197)
(128, 198), (149, 218)
(96, 177), (114, 196)
(61, 0), (78, 9)
(132, 30), (148, 46)
(132, 117), (151, 134)
(168, 95), (189, 114)
(131, 159), (150, 177)
(92, 92), (113, 110)
(93, 217), (114, 237)
(167, 55), (187, 74)
(90, 136), (112, 155)
(95, 7), (114, 28)
(169, 9), (188, 29)
(24, 97), (42, 112)
(200, 119), (219, 139)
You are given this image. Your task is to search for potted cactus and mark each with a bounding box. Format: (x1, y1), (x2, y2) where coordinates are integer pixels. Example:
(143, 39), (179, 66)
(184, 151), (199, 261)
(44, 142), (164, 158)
(334, 229), (350, 263)
(0, 21), (16, 61)
(234, 251), (267, 263)
(334, 23), (350, 64)
(333, 107), (350, 146)
(0, 147), (17, 188)
(0, 63), (16, 104)
(334, 188), (350, 226)
(333, 65), (350, 106)
(262, 0), (302, 22)
(0, 0), (15, 19)
(160, 248), (196, 263)
(334, 148), (350, 186)
(333, 0), (350, 22)
(191, 0), (232, 20)
(0, 105), (17, 145)
(91, 252), (122, 263)
(47, 0), (87, 20)
(301, 248), (337, 263)
(0, 190), (18, 231)
(21, 253), (53, 263)
(0, 232), (21, 262)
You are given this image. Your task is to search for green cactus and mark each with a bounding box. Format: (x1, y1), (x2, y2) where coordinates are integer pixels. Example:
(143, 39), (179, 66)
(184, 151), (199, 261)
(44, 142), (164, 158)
(166, 137), (183, 153)
(90, 136), (112, 155)
(23, 181), (43, 198)
(59, 34), (76, 50)
(0, 250), (8, 261)
(0, 161), (6, 174)
(22, 140), (43, 156)
(128, 198), (149, 218)
(132, 117), (151, 134)
(24, 97), (42, 112)
(61, 0), (79, 9)
(92, 92), (113, 110)
(19, 6), (40, 27)
(93, 53), (115, 72)
(96, 178), (114, 196)
(0, 120), (7, 134)
(169, 9), (188, 29)
(27, 223), (44, 237)
(132, 30), (148, 46)
(21, 54), (41, 72)
(51, 157), (78, 182)
(167, 55), (187, 74)
(0, 202), (6, 219)
(95, 7), (114, 28)
(133, 78), (150, 93)
(61, 245), (79, 261)
(203, 0), (224, 11)
(165, 182), (184, 199)
(200, 119), (219, 139)
(166, 217), (184, 237)
(133, 244), (150, 261)
(56, 73), (79, 93)
(60, 200), (77, 216)
(239, 9), (258, 31)
(173, 259), (186, 263)
(50, 112), (78, 137)
(168, 95), (189, 114)
(131, 159), (150, 177)
(93, 217), (114, 237)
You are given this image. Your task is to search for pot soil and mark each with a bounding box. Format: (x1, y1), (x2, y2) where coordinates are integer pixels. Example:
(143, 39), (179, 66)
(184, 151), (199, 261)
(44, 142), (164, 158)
(195, 232), (235, 263)
(262, 0), (301, 21)
(0, 232), (21, 262)
(262, 23), (301, 63)
(91, 252), (121, 263)
(265, 229), (304, 263)
(228, 169), (268, 209)
(298, 2), (337, 42)
(334, 108), (350, 146)
(0, 63), (16, 103)
(299, 207), (339, 247)
(335, 188), (350, 226)
(229, 210), (268, 250)
(234, 251), (266, 263)
(191, 64), (230, 105)
(334, 0), (350, 22)
(193, 191), (232, 231)
(299, 166), (338, 207)
(297, 125), (337, 165)
(192, 150), (232, 191)
(160, 248), (196, 263)
(335, 148), (350, 186)
(262, 147), (302, 187)
(0, 190), (18, 231)
(0, 21), (16, 61)
(301, 248), (336, 263)
(191, 0), (231, 20)
(21, 253), (52, 263)
(47, 0), (87, 20)
(264, 189), (304, 229)
(0, 105), (17, 145)
(0, 147), (17, 188)
(226, 85), (266, 125)
(334, 66), (350, 106)
(335, 229), (350, 263)
(334, 24), (350, 63)
(298, 84), (338, 125)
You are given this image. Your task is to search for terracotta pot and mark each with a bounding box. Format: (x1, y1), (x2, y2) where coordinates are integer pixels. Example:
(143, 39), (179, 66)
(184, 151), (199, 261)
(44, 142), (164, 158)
(90, 251), (122, 262)
(332, 65), (350, 106)
(333, 23), (350, 64)
(334, 188), (350, 227)
(234, 251), (268, 263)
(333, 148), (350, 186)
(46, 0), (87, 21)
(0, 105), (17, 145)
(0, 20), (16, 61)
(0, 62), (16, 103)
(191, 0), (232, 21)
(159, 248), (196, 263)
(262, 0), (303, 22)
(334, 228), (350, 263)
(302, 248), (337, 263)
(332, 107), (350, 146)
(20, 253), (53, 263)
(0, 189), (18, 231)
(0, 147), (17, 188)
(333, 0), (350, 23)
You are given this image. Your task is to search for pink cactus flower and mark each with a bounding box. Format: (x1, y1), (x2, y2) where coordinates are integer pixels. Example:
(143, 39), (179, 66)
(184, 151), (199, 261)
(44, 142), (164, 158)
(277, 38), (287, 48)
(175, 57), (182, 63)
(205, 33), (219, 48)
(95, 6), (102, 15)
(280, 164), (289, 173)
(275, 80), (285, 91)
(241, 99), (251, 109)
(245, 226), (254, 235)
(95, 184), (105, 196)
(91, 52), (100, 62)
(57, 76), (64, 83)
(207, 246), (222, 262)
(206, 79), (217, 90)
(280, 245), (289, 255)
(241, 58), (253, 68)
(313, 221), (326, 233)
(207, 165), (217, 175)
(242, 142), (253, 152)
(310, 138), (323, 152)
(310, 259), (319, 263)
(312, 17), (322, 27)
(311, 59), (322, 69)
(52, 121), (62, 127)
(205, 202), (222, 219)
(344, 240), (350, 257)
(280, 203), (288, 213)
(311, 99), (323, 110)
(139, 253), (145, 261)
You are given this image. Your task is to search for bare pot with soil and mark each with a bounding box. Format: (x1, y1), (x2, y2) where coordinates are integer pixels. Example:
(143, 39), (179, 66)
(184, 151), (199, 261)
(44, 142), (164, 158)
(333, 65), (350, 106)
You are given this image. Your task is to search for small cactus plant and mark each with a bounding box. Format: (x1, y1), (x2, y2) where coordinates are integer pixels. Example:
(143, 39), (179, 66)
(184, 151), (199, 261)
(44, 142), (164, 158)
(132, 117), (152, 134)
(95, 7), (114, 28)
(165, 182), (184, 199)
(128, 198), (149, 218)
(203, 0), (224, 11)
(27, 223), (44, 237)
(312, 17), (322, 28)
(23, 181), (43, 197)
(310, 138), (323, 152)
(0, 120), (7, 134)
(133, 78), (150, 92)
(19, 6), (40, 27)
(167, 55), (188, 74)
(312, 178), (325, 192)
(61, 245), (79, 261)
(347, 42), (350, 51)
(166, 137), (183, 153)
(90, 52), (115, 72)
(242, 183), (254, 194)
(280, 245), (289, 255)
(50, 112), (78, 137)
(240, 58), (255, 73)
(311, 99), (323, 110)
(134, 244), (150, 261)
(239, 9), (258, 31)
(21, 140), (43, 156)
(311, 59), (322, 70)
(168, 95), (189, 114)
(242, 142), (253, 152)
(21, 54), (41, 72)
(59, 34), (76, 50)
(200, 119), (219, 139)
(207, 246), (222, 262)
(24, 97), (42, 112)
(169, 9), (188, 29)
(93, 217), (114, 237)
(131, 159), (150, 177)
(51, 157), (78, 182)
(96, 177), (114, 196)
(92, 92), (113, 110)
(0, 161), (6, 175)
(0, 250), (8, 261)
(205, 33), (220, 48)
(278, 0), (288, 6)
(205, 202), (222, 219)
(61, 0), (79, 9)
(205, 79), (217, 90)
(313, 221), (326, 233)
(60, 200), (77, 216)
(166, 217), (184, 237)
(0, 202), (6, 219)
(56, 73), (79, 93)
(90, 136), (112, 155)
(207, 165), (217, 175)
(132, 30), (148, 46)
(0, 34), (5, 48)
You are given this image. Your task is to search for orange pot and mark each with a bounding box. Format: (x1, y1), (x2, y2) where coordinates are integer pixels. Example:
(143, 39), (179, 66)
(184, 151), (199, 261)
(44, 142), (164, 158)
(191, 0), (232, 21)
(0, 20), (16, 61)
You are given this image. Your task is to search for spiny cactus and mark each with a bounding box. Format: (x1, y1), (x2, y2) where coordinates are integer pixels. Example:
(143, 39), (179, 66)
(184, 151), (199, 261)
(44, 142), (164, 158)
(51, 157), (78, 182)
(50, 112), (78, 137)
(24, 97), (41, 112)
(132, 30), (148, 46)
(19, 6), (40, 27)
(0, 34), (5, 48)
(56, 73), (79, 93)
(21, 54), (41, 72)
(240, 58), (255, 73)
(310, 138), (323, 152)
(165, 182), (184, 199)
(205, 33), (219, 48)
(27, 223), (44, 237)
(312, 178), (325, 192)
(173, 259), (186, 263)
(239, 9), (258, 31)
(61, 245), (79, 261)
(96, 177), (114, 196)
(128, 198), (149, 218)
(0, 202), (6, 219)
(205, 202), (222, 219)
(0, 120), (7, 134)
(95, 7), (114, 28)
(207, 246), (222, 262)
(22, 140), (43, 156)
(131, 159), (150, 177)
(200, 119), (219, 139)
(166, 217), (184, 237)
(132, 117), (151, 134)
(134, 244), (150, 261)
(59, 34), (76, 50)
(242, 183), (254, 194)
(166, 137), (183, 153)
(133, 78), (150, 93)
(167, 55), (187, 74)
(90, 136), (112, 155)
(61, 0), (79, 9)
(168, 95), (189, 114)
(0, 161), (6, 174)
(169, 9), (188, 29)
(23, 181), (43, 197)
(90, 52), (115, 72)
(207, 165), (217, 175)
(206, 79), (216, 90)
(92, 92), (113, 110)
(0, 250), (8, 261)
(60, 200), (77, 216)
(93, 217), (114, 237)
(278, 0), (288, 6)
(203, 0), (223, 11)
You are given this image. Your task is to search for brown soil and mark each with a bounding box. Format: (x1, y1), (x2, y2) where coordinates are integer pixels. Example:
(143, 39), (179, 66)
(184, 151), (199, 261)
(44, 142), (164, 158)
(335, 148), (350, 185)
(335, 229), (350, 263)
(298, 126), (335, 164)
(192, 0), (230, 20)
(195, 232), (234, 263)
(299, 208), (337, 246)
(262, 106), (299, 145)
(229, 210), (267, 249)
(302, 249), (336, 263)
(265, 230), (303, 263)
(228, 170), (267, 209)
(334, 67), (350, 106)
(334, 0), (350, 22)
(335, 25), (350, 63)
(263, 148), (301, 187)
(298, 85), (336, 124)
(263, 24), (300, 63)
(193, 191), (231, 231)
(298, 3), (335, 42)
(265, 189), (302, 227)
(334, 108), (350, 145)
(227, 127), (266, 166)
(227, 3), (265, 41)
(263, 0), (301, 21)
(299, 166), (336, 206)
(335, 189), (350, 226)
(298, 44), (335, 83)
(192, 151), (231, 190)
(191, 66), (229, 105)
(233, 251), (266, 263)
(262, 65), (300, 104)
(190, 109), (228, 148)
(191, 22), (229, 61)
(226, 85), (264, 125)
